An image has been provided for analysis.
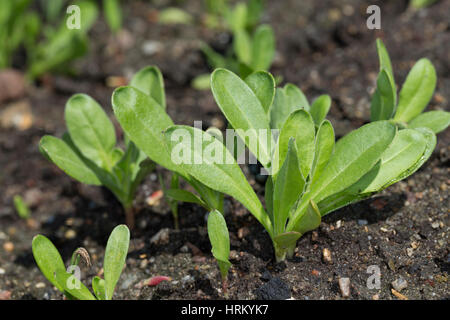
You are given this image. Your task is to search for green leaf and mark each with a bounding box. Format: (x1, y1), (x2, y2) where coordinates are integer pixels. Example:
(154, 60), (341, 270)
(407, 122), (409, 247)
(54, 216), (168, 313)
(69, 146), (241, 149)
(54, 270), (96, 300)
(112, 86), (182, 175)
(376, 38), (394, 81)
(353, 128), (428, 193)
(309, 120), (335, 186)
(245, 71), (275, 114)
(269, 84), (309, 129)
(273, 231), (301, 250)
(250, 24), (275, 71)
(129, 66), (166, 109)
(164, 125), (272, 234)
(165, 189), (207, 207)
(32, 235), (66, 292)
(14, 195), (30, 219)
(317, 128), (435, 216)
(264, 176), (274, 222)
(273, 109), (315, 179)
(310, 95), (331, 126)
(295, 200), (321, 235)
(394, 58), (437, 122)
(309, 121), (396, 203)
(103, 0), (122, 33)
(158, 7), (193, 25)
(65, 94), (116, 169)
(227, 2), (247, 31)
(233, 29), (252, 66)
(408, 110), (450, 134)
(104, 225), (130, 300)
(273, 139), (304, 235)
(207, 210), (231, 280)
(39, 135), (101, 186)
(92, 276), (106, 300)
(211, 68), (273, 167)
(371, 68), (396, 121)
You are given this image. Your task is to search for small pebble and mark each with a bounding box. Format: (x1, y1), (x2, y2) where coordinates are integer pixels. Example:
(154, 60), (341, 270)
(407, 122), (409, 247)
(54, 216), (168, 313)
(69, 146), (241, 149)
(431, 222), (440, 229)
(150, 228), (170, 245)
(0, 268), (5, 275)
(0, 290), (11, 300)
(64, 229), (76, 239)
(35, 282), (45, 289)
(3, 242), (14, 252)
(391, 277), (408, 292)
(338, 277), (351, 298)
(322, 248), (332, 264)
(358, 219), (368, 226)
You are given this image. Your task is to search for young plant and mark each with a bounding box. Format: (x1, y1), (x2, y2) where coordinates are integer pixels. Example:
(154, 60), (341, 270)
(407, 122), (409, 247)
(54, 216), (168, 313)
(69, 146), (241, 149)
(207, 210), (231, 295)
(39, 90), (154, 229)
(112, 66), (225, 223)
(193, 0), (274, 89)
(32, 224), (130, 300)
(371, 38), (450, 134)
(163, 68), (437, 261)
(410, 0), (439, 9)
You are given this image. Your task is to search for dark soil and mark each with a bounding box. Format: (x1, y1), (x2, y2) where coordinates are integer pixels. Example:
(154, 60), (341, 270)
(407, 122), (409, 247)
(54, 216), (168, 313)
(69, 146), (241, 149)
(0, 0), (448, 300)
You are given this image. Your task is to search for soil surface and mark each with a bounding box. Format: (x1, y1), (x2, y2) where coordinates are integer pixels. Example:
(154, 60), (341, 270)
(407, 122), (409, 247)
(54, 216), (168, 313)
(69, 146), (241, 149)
(0, 0), (448, 300)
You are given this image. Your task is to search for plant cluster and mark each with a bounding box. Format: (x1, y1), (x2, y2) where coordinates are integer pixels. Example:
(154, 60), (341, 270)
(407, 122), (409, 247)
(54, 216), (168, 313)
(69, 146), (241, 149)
(33, 224), (130, 300)
(38, 38), (449, 296)
(0, 0), (122, 79)
(193, 0), (275, 89)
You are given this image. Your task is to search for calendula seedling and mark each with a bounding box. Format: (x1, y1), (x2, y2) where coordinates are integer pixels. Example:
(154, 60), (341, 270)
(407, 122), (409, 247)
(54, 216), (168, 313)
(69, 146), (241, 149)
(32, 224), (130, 300)
(164, 68), (437, 262)
(39, 88), (154, 229)
(371, 38), (450, 134)
(207, 210), (231, 295)
(193, 0), (274, 89)
(112, 66), (225, 225)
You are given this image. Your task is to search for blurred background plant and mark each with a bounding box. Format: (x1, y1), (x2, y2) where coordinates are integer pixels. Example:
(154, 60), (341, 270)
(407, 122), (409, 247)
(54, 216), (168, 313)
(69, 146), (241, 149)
(0, 0), (123, 80)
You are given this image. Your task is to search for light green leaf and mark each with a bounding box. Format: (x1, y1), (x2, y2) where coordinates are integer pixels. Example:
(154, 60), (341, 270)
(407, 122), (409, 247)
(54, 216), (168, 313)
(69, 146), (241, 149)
(273, 109), (315, 179)
(371, 68), (396, 121)
(376, 38), (394, 81)
(245, 71), (275, 114)
(273, 139), (304, 235)
(207, 210), (231, 280)
(273, 231), (301, 250)
(104, 225), (130, 300)
(112, 86), (182, 174)
(250, 24), (275, 71)
(32, 235), (66, 292)
(269, 84), (309, 129)
(129, 66), (166, 109)
(39, 135), (101, 186)
(310, 95), (331, 126)
(158, 7), (193, 25)
(211, 68), (273, 167)
(309, 120), (335, 186)
(65, 94), (116, 169)
(164, 125), (272, 234)
(234, 29), (252, 66)
(54, 270), (96, 300)
(394, 58), (437, 122)
(92, 276), (106, 300)
(294, 200), (321, 234)
(309, 121), (396, 203)
(103, 0), (122, 33)
(408, 110), (450, 134)
(165, 189), (207, 207)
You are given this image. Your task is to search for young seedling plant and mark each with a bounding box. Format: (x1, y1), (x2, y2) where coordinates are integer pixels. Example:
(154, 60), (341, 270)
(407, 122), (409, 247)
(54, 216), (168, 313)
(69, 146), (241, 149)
(163, 68), (437, 262)
(193, 0), (275, 89)
(32, 224), (130, 300)
(371, 38), (450, 134)
(39, 88), (155, 229)
(112, 66), (226, 225)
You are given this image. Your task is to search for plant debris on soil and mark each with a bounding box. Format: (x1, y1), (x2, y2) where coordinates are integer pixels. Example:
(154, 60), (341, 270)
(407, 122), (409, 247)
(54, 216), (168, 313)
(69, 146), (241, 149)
(0, 0), (448, 300)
